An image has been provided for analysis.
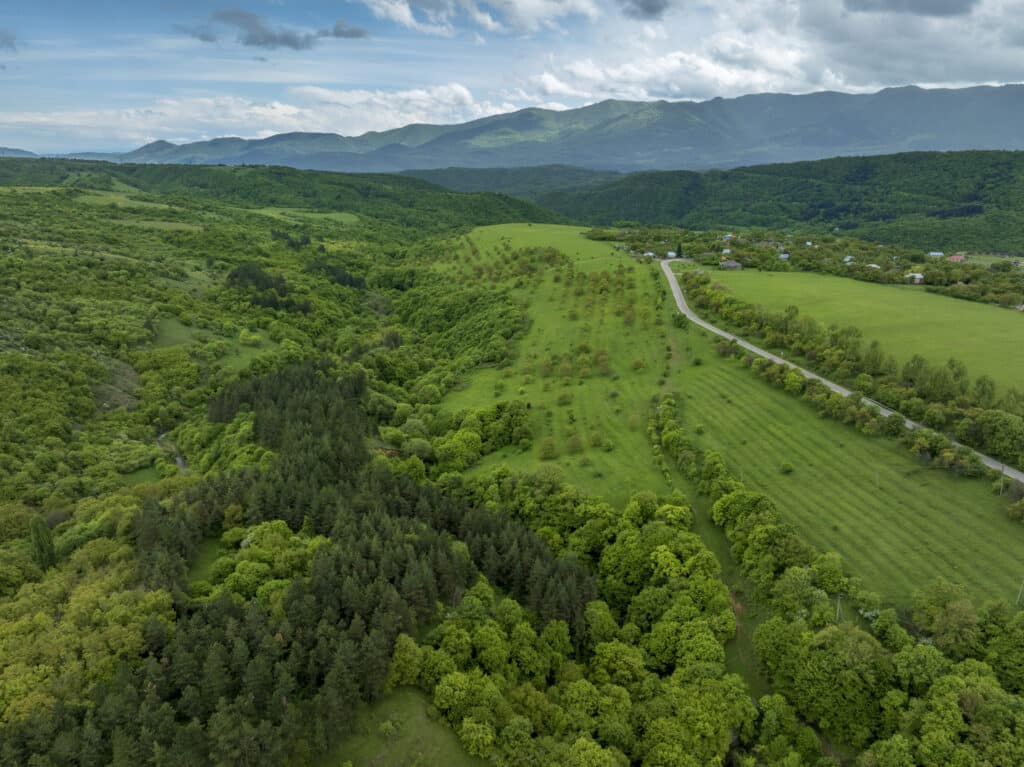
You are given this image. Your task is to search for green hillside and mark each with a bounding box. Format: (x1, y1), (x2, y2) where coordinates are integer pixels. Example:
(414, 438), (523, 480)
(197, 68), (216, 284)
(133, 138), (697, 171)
(539, 150), (1024, 253)
(443, 225), (1023, 606)
(403, 165), (620, 200)
(0, 158), (564, 233)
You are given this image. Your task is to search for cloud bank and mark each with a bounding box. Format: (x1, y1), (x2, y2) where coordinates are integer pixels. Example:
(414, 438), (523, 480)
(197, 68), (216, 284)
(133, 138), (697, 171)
(180, 8), (366, 49)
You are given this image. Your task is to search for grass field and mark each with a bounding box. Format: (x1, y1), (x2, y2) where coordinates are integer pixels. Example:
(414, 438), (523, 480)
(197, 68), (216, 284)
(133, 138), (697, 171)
(702, 270), (1024, 395)
(324, 688), (483, 767)
(444, 226), (1024, 607)
(251, 207), (359, 225)
(679, 327), (1022, 606)
(442, 224), (682, 510)
(154, 317), (198, 347)
(153, 317), (278, 371)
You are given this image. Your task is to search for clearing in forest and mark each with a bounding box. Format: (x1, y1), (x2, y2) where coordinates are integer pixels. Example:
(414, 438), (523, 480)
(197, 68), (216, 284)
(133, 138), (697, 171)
(323, 688), (484, 767)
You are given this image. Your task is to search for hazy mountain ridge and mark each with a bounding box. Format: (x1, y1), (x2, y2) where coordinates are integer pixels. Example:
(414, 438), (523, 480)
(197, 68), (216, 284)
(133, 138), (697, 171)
(24, 84), (1022, 172)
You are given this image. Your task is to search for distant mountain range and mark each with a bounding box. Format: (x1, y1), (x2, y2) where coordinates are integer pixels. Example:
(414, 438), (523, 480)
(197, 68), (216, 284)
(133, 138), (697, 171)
(6, 84), (1024, 173)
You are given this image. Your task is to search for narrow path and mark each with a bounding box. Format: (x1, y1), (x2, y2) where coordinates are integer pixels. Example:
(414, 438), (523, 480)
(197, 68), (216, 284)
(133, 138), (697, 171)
(661, 260), (1024, 485)
(157, 431), (188, 471)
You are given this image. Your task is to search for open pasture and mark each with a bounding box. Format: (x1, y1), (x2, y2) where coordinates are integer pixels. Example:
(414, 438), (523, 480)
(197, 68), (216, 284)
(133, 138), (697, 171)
(706, 269), (1024, 395)
(446, 226), (1024, 606)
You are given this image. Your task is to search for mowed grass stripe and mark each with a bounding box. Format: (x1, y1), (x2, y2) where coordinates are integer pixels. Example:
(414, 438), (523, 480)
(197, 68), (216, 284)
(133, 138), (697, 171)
(681, 368), (929, 594)
(681, 330), (1022, 604)
(686, 357), (994, 599)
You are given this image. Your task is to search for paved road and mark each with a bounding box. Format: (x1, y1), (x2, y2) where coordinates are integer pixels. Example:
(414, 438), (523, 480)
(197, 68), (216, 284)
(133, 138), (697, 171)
(661, 260), (1024, 485)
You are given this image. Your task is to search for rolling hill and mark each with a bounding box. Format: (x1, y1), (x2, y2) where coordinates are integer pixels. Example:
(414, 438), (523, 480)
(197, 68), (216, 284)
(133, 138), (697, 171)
(47, 84), (1024, 173)
(0, 158), (565, 232)
(534, 150), (1024, 253)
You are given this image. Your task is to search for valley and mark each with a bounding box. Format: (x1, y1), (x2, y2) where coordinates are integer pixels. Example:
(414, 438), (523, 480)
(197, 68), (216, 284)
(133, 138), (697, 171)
(1, 160), (1023, 767)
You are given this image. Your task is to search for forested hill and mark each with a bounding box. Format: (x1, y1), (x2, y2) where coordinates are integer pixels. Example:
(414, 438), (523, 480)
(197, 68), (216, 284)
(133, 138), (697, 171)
(402, 165), (621, 200)
(531, 150), (1024, 254)
(0, 158), (564, 232)
(43, 84), (1024, 173)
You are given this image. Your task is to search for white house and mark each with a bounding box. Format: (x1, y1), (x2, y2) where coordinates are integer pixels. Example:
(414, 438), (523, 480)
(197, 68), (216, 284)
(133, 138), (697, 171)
(779, 253), (790, 261)
(843, 255), (855, 264)
(867, 263), (882, 270)
(907, 272), (925, 284)
(666, 251), (678, 258)
(928, 251), (945, 258)
(722, 248), (732, 255)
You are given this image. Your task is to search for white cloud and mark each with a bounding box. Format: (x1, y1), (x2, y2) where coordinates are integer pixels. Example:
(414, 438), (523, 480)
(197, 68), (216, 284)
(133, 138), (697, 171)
(291, 82), (518, 130)
(0, 84), (520, 149)
(525, 0), (1024, 104)
(357, 0), (599, 34)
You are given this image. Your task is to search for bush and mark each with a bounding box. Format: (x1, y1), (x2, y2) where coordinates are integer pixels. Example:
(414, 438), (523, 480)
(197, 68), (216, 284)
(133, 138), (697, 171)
(780, 462), (795, 475)
(539, 437), (557, 460)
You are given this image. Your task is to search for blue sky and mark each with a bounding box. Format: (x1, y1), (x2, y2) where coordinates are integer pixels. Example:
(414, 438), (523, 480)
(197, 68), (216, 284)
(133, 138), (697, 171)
(1, 0), (1021, 152)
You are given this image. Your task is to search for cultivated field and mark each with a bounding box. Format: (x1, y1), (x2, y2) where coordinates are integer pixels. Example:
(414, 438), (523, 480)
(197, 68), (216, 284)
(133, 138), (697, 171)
(444, 225), (1024, 606)
(704, 270), (1024, 395)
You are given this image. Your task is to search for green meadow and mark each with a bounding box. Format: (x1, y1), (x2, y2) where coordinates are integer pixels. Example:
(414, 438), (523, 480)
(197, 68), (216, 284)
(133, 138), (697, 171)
(443, 225), (1024, 606)
(442, 224), (683, 510)
(323, 688), (484, 767)
(705, 269), (1024, 394)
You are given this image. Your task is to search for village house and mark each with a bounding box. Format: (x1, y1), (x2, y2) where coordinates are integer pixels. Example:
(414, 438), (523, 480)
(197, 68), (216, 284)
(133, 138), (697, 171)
(843, 255), (855, 264)
(867, 263), (882, 270)
(907, 272), (925, 284)
(948, 254), (967, 263)
(928, 250), (945, 258)
(722, 248), (732, 255)
(779, 252), (790, 261)
(666, 251), (678, 258)
(720, 260), (743, 270)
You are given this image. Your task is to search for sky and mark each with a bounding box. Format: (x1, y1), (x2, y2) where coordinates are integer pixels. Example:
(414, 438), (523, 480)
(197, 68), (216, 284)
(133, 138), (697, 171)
(0, 0), (1022, 152)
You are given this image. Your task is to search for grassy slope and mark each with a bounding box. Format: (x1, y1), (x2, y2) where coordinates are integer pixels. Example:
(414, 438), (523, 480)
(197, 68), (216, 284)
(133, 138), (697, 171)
(705, 270), (1024, 395)
(442, 225), (1024, 607)
(323, 688), (484, 767)
(441, 224), (683, 510)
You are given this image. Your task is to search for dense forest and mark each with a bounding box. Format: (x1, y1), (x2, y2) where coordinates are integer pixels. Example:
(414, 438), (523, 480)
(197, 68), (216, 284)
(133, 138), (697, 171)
(2, 159), (1023, 766)
(419, 151), (1024, 254)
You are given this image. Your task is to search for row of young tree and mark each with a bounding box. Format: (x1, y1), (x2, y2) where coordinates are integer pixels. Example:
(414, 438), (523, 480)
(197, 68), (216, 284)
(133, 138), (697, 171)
(651, 394), (1024, 765)
(683, 271), (1024, 475)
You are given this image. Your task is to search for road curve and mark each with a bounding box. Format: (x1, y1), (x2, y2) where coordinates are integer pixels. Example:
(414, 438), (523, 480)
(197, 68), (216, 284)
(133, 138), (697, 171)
(660, 260), (1024, 485)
